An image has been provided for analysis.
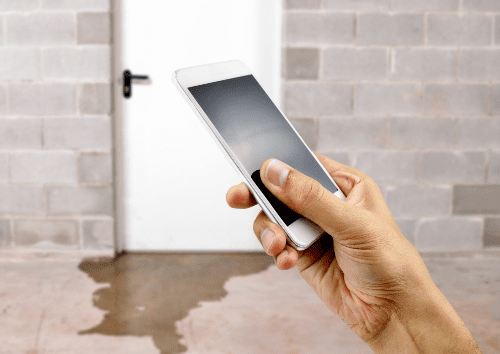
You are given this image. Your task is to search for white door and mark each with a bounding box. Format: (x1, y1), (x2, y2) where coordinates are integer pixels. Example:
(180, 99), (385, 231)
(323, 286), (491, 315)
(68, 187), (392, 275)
(113, 0), (282, 252)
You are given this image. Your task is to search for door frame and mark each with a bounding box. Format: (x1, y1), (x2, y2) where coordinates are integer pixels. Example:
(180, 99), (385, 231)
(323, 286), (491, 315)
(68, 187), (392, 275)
(111, 0), (284, 255)
(112, 0), (126, 255)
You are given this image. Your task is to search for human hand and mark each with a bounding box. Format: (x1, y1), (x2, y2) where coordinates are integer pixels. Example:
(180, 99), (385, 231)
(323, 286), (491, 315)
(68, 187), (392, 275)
(226, 153), (480, 352)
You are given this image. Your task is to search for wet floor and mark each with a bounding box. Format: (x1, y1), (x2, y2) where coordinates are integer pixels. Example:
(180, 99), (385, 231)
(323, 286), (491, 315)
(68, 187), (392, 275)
(1, 249), (499, 353)
(77, 253), (274, 353)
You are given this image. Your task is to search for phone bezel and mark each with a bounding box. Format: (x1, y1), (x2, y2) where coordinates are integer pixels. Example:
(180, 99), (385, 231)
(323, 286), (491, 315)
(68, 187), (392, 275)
(172, 59), (346, 250)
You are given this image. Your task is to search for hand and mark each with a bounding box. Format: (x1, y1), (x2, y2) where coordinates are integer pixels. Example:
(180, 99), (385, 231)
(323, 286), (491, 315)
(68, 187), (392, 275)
(225, 153), (441, 344)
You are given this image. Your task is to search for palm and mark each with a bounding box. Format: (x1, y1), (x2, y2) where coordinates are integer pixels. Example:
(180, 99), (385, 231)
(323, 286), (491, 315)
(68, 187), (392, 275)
(295, 235), (393, 342)
(294, 171), (398, 342)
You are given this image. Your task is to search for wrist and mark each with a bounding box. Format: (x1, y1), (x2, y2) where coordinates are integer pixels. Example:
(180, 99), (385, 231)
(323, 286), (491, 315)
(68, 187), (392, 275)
(366, 310), (420, 354)
(367, 282), (482, 354)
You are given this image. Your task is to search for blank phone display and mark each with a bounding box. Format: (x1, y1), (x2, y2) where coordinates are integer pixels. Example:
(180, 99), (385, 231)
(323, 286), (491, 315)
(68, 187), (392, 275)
(188, 74), (338, 226)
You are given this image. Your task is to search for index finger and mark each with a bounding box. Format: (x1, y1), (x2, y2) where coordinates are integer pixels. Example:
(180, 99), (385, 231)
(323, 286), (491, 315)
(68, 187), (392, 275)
(226, 182), (258, 209)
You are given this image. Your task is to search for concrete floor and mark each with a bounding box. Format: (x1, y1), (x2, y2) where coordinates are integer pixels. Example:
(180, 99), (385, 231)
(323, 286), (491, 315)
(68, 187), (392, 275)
(1, 250), (500, 354)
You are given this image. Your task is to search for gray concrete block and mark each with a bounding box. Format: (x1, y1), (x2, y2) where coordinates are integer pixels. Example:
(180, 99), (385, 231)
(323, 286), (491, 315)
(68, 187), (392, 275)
(0, 0), (39, 11)
(0, 153), (7, 183)
(286, 0), (320, 9)
(489, 151), (500, 184)
(424, 84), (489, 116)
(484, 217), (500, 247)
(453, 185), (500, 215)
(285, 13), (354, 45)
(44, 117), (111, 150)
(316, 151), (351, 167)
(496, 15), (500, 46)
(82, 219), (113, 250)
(11, 152), (77, 184)
(386, 185), (452, 217)
(6, 13), (75, 45)
(0, 220), (10, 248)
(388, 117), (454, 150)
(42, 0), (109, 10)
(393, 0), (458, 10)
(0, 48), (40, 81)
(285, 48), (319, 80)
(394, 218), (416, 246)
(422, 151), (486, 184)
(42, 47), (110, 81)
(285, 82), (352, 116)
(416, 218), (483, 251)
(323, 0), (390, 9)
(392, 48), (457, 81)
(357, 13), (424, 46)
(14, 219), (78, 249)
(354, 83), (421, 116)
(77, 12), (111, 45)
(318, 117), (387, 150)
(78, 83), (112, 115)
(289, 118), (318, 150)
(322, 47), (388, 81)
(456, 118), (500, 150)
(0, 118), (42, 149)
(493, 85), (500, 115)
(48, 186), (112, 215)
(463, 0), (500, 11)
(0, 186), (44, 215)
(427, 14), (492, 47)
(9, 83), (76, 116)
(0, 85), (6, 115)
(460, 49), (500, 81)
(353, 151), (419, 184)
(79, 152), (112, 184)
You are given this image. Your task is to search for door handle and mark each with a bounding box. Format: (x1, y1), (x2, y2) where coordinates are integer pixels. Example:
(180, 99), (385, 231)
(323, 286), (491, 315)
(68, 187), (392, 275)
(123, 69), (150, 98)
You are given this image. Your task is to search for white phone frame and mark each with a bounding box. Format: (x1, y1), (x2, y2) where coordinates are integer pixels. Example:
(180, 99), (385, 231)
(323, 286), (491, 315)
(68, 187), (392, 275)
(172, 59), (346, 251)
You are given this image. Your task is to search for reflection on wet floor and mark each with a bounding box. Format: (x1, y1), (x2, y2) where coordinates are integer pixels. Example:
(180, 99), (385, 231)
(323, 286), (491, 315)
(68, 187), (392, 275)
(77, 252), (274, 353)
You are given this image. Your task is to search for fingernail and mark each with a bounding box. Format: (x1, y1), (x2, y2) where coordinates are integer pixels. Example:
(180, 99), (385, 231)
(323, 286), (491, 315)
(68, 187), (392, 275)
(277, 250), (289, 265)
(260, 228), (276, 253)
(265, 159), (290, 187)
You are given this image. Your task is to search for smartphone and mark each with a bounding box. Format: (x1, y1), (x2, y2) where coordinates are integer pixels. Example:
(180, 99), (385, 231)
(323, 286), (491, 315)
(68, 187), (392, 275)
(172, 60), (346, 251)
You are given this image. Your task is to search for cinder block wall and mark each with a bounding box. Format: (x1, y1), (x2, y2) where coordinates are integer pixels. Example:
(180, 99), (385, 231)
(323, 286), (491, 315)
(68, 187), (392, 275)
(0, 0), (114, 251)
(284, 0), (500, 251)
(1, 0), (499, 253)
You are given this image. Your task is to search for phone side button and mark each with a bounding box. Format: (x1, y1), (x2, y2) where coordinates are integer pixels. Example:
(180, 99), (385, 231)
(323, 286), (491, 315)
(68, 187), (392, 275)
(287, 218), (324, 247)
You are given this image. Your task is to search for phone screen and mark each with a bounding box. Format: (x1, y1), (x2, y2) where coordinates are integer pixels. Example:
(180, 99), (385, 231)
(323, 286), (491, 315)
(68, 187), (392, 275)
(188, 74), (338, 227)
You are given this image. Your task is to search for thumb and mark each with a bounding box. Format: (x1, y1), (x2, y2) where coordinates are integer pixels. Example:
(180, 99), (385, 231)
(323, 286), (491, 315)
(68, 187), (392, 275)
(260, 158), (366, 242)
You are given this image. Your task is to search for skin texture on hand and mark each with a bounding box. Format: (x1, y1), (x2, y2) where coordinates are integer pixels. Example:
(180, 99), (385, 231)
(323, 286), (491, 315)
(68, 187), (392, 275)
(225, 153), (471, 347)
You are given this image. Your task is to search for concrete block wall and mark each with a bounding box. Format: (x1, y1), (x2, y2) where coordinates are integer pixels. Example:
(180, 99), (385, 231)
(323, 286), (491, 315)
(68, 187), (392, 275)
(284, 0), (500, 251)
(0, 0), (113, 251)
(1, 0), (498, 253)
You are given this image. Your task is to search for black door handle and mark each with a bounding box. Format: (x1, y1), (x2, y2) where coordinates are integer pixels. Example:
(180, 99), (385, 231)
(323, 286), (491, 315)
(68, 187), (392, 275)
(123, 69), (149, 98)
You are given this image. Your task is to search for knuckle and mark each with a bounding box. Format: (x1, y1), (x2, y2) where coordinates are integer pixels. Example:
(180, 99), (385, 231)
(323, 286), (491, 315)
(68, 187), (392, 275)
(361, 174), (382, 192)
(253, 210), (268, 236)
(351, 165), (373, 184)
(299, 179), (325, 211)
(362, 173), (375, 185)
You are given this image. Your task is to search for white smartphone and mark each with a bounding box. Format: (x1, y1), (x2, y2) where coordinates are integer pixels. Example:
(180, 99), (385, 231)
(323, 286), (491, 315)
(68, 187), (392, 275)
(172, 60), (346, 251)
